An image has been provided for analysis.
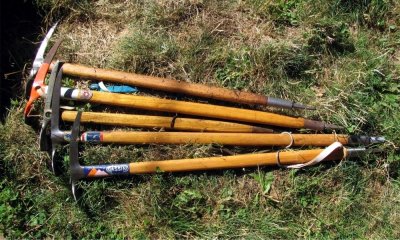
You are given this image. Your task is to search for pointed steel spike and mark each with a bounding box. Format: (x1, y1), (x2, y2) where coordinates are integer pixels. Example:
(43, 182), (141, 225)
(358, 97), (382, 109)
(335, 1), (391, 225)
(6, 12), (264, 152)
(369, 136), (386, 144)
(29, 22), (59, 80)
(347, 135), (386, 145)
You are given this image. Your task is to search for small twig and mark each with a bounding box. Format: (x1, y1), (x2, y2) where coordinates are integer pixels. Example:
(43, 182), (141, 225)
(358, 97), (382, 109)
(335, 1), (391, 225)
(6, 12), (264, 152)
(4, 70), (23, 78)
(372, 69), (385, 77)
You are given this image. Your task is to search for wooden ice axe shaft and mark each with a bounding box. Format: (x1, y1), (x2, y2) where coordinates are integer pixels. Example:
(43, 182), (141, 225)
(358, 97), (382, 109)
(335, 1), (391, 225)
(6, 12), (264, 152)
(77, 132), (368, 146)
(129, 148), (346, 174)
(58, 88), (340, 130)
(51, 62), (315, 110)
(77, 148), (347, 179)
(61, 111), (273, 133)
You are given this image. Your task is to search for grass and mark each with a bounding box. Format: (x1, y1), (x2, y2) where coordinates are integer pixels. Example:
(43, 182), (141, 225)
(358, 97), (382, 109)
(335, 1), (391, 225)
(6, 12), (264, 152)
(1, 0), (400, 238)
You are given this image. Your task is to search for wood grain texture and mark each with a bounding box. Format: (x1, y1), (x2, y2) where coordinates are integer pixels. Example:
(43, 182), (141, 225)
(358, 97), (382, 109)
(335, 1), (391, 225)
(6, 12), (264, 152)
(61, 111), (273, 133)
(87, 91), (306, 129)
(128, 148), (346, 173)
(57, 62), (269, 105)
(97, 132), (349, 146)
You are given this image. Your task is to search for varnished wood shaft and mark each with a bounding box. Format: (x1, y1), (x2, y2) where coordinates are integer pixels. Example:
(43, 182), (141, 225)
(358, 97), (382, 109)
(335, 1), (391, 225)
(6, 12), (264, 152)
(91, 132), (349, 146)
(87, 91), (307, 129)
(57, 62), (269, 105)
(62, 111), (273, 133)
(128, 148), (346, 174)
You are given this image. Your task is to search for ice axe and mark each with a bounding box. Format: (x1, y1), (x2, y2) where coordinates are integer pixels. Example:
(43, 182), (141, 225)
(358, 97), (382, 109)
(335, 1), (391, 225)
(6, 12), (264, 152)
(50, 62), (316, 110)
(69, 111), (368, 201)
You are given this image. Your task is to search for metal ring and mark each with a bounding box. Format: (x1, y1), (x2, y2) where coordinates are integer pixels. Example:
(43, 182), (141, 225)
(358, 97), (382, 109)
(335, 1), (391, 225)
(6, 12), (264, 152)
(276, 150), (285, 168)
(281, 132), (294, 148)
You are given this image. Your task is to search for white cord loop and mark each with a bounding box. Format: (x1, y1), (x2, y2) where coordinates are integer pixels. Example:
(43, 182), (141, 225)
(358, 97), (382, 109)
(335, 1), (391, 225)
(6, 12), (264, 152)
(288, 142), (343, 169)
(281, 131), (294, 148)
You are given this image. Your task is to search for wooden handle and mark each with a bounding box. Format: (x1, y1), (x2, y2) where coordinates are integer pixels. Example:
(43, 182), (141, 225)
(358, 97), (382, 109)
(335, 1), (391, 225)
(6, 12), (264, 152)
(95, 132), (349, 146)
(88, 91), (306, 129)
(61, 111), (273, 133)
(128, 148), (346, 174)
(57, 62), (269, 105)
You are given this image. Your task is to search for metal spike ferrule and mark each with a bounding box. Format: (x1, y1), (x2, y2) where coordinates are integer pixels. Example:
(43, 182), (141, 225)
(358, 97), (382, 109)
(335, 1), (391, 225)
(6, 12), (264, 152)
(267, 97), (316, 110)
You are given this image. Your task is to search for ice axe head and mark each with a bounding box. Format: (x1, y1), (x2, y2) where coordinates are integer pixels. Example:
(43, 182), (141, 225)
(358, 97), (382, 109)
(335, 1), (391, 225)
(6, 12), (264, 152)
(69, 111), (134, 201)
(24, 23), (62, 124)
(24, 39), (62, 120)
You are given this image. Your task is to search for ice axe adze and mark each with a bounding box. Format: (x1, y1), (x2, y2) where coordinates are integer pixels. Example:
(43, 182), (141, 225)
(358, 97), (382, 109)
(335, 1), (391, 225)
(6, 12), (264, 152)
(50, 62), (316, 110)
(44, 70), (341, 131)
(69, 111), (368, 201)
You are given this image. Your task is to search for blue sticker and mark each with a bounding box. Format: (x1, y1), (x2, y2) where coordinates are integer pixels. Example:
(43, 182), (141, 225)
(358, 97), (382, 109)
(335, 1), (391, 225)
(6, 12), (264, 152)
(84, 164), (130, 177)
(82, 132), (103, 142)
(105, 164), (130, 174)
